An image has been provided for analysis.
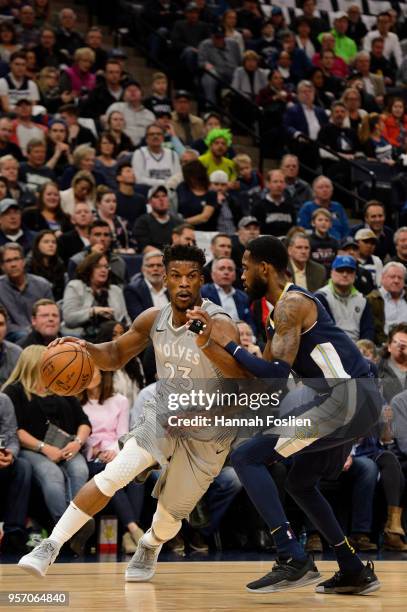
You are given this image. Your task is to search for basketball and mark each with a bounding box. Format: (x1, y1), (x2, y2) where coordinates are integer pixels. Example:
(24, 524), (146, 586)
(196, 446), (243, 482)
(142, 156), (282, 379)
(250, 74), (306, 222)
(40, 342), (95, 396)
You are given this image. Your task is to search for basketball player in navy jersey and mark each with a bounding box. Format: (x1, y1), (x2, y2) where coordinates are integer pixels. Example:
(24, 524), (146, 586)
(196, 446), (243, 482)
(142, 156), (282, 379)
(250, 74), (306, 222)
(187, 235), (382, 595)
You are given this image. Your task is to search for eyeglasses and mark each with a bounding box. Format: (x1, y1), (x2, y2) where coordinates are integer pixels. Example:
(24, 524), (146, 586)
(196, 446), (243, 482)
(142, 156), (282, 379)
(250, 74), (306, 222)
(2, 256), (23, 264)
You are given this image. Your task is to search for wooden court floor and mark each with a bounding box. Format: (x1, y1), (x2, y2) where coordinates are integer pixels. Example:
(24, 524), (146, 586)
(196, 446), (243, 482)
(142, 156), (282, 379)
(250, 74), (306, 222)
(0, 560), (406, 611)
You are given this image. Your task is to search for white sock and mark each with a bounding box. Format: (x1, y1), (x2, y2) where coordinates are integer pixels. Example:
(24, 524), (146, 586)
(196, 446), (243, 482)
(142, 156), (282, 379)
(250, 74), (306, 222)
(49, 502), (91, 547)
(143, 528), (164, 548)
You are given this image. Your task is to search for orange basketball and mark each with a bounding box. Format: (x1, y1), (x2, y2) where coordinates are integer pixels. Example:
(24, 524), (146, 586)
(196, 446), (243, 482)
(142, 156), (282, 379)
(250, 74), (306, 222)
(40, 342), (95, 396)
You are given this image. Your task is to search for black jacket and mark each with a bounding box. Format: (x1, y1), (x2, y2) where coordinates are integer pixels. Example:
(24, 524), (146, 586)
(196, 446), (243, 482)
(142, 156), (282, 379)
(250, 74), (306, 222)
(124, 273), (169, 320)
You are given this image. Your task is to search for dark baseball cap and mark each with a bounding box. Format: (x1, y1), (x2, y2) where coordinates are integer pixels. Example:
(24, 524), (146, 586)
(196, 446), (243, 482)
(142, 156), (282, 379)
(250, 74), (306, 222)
(340, 237), (358, 249)
(174, 90), (192, 100)
(212, 25), (225, 37)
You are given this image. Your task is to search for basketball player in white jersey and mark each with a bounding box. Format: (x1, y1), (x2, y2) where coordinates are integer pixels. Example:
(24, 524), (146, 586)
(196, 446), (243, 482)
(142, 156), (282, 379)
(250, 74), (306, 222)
(19, 244), (246, 580)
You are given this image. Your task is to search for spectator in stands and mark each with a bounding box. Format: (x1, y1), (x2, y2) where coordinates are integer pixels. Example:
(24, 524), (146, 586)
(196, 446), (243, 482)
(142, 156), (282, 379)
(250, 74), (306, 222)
(3, 345), (91, 551)
(166, 148), (200, 190)
(297, 175), (350, 241)
(175, 159), (217, 231)
(230, 216), (259, 270)
(236, 0), (264, 40)
(191, 112), (234, 158)
(294, 17), (315, 61)
(25, 230), (65, 301)
(391, 226), (407, 270)
(309, 208), (338, 271)
(312, 32), (348, 79)
(0, 198), (35, 254)
(57, 201), (93, 265)
(0, 117), (23, 161)
(124, 250), (168, 320)
(0, 51), (39, 113)
(85, 26), (108, 73)
(59, 105), (97, 150)
(199, 129), (236, 181)
(15, 4), (40, 47)
(33, 26), (65, 70)
(233, 154), (262, 193)
(203, 233), (233, 282)
(379, 323), (407, 403)
(19, 139), (55, 193)
(367, 262), (407, 346)
(170, 3), (211, 72)
(143, 72), (172, 117)
(132, 185), (182, 253)
(171, 90), (204, 146)
(346, 4), (367, 47)
(0, 391), (31, 554)
(81, 59), (124, 119)
(132, 123), (181, 188)
(363, 11), (402, 69)
(202, 257), (254, 328)
(22, 181), (71, 236)
(300, 0), (328, 40)
(222, 9), (244, 55)
(68, 220), (126, 287)
(0, 155), (36, 209)
(37, 67), (73, 114)
(231, 50), (268, 101)
(287, 231), (326, 292)
(316, 255), (374, 342)
(198, 25), (241, 106)
(55, 8), (84, 57)
(94, 132), (118, 190)
(237, 320), (261, 356)
(209, 170), (239, 233)
(0, 22), (21, 63)
(106, 111), (134, 155)
(11, 100), (47, 157)
(106, 81), (155, 147)
(382, 98), (407, 155)
(252, 169), (294, 237)
(60, 170), (96, 217)
(18, 298), (61, 349)
(280, 154), (312, 211)
(45, 119), (73, 178)
(351, 200), (395, 260)
(341, 87), (367, 132)
(63, 251), (130, 340)
(115, 163), (146, 227)
(354, 228), (383, 288)
(353, 51), (385, 106)
(0, 306), (22, 386)
(370, 36), (396, 86)
(321, 11), (357, 64)
(0, 241), (53, 342)
(95, 186), (130, 253)
(338, 236), (375, 297)
(171, 224), (196, 246)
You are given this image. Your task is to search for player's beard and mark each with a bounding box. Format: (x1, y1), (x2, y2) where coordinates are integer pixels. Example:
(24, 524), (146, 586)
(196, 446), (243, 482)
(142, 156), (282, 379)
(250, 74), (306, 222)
(246, 275), (268, 300)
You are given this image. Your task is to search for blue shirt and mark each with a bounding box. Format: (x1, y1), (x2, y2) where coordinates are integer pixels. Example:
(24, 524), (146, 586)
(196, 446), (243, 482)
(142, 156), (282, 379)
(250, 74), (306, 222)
(297, 200), (350, 241)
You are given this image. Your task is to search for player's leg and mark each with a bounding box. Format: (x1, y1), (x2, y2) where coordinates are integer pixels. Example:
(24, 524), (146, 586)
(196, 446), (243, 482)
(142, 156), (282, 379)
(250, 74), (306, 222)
(286, 451), (380, 595)
(18, 439), (156, 577)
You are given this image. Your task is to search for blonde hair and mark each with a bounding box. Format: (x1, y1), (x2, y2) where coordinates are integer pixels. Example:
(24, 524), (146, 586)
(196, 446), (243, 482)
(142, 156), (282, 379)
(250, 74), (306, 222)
(0, 154), (18, 170)
(74, 47), (95, 64)
(73, 144), (96, 168)
(234, 154), (252, 170)
(2, 345), (49, 399)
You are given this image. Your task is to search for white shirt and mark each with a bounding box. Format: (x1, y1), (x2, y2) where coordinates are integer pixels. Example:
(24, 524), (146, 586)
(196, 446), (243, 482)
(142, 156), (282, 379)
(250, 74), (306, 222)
(215, 284), (239, 320)
(132, 146), (181, 187)
(379, 287), (407, 335)
(363, 30), (402, 67)
(145, 278), (168, 309)
(0, 74), (39, 107)
(301, 104), (320, 140)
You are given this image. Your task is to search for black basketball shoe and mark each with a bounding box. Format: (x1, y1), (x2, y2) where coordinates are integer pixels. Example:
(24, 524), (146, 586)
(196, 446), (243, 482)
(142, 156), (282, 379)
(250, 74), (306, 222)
(315, 560), (380, 595)
(246, 556), (321, 593)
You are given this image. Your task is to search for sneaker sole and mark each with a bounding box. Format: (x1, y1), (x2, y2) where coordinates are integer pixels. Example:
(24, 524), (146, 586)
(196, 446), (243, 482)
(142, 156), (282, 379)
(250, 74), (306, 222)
(125, 569), (156, 582)
(334, 580), (381, 595)
(246, 571), (322, 593)
(18, 561), (46, 578)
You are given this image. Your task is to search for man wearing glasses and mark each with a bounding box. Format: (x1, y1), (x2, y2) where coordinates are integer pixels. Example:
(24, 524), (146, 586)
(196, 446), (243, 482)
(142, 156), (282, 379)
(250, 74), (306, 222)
(131, 123), (181, 187)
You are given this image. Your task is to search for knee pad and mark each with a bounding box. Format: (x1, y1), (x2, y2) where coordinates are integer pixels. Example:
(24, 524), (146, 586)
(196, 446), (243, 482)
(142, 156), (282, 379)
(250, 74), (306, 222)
(94, 440), (154, 497)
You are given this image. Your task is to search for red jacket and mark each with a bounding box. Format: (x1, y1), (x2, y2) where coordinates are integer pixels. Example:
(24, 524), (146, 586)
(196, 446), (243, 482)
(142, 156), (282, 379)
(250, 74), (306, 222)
(382, 113), (407, 148)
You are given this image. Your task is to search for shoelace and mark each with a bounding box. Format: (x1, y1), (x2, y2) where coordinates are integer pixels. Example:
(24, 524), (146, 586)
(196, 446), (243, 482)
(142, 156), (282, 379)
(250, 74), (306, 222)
(34, 541), (57, 560)
(129, 543), (157, 568)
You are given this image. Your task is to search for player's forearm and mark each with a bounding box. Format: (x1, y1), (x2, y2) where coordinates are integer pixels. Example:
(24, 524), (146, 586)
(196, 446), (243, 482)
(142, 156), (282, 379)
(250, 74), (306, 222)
(84, 341), (123, 371)
(201, 342), (251, 378)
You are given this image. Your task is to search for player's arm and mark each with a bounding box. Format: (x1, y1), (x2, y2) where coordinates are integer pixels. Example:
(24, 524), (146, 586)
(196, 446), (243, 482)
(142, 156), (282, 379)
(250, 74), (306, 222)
(49, 308), (160, 371)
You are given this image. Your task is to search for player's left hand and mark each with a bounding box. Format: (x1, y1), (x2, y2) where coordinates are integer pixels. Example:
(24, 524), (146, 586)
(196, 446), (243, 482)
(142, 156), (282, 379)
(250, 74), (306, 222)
(186, 307), (212, 348)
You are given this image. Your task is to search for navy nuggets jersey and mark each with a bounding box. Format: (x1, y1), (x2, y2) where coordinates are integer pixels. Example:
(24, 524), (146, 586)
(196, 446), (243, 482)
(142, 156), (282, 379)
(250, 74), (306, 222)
(267, 284), (370, 379)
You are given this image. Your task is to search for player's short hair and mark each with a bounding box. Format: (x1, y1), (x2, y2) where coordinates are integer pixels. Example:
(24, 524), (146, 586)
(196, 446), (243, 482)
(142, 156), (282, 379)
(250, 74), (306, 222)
(163, 244), (206, 271)
(245, 236), (288, 272)
(211, 233), (231, 245)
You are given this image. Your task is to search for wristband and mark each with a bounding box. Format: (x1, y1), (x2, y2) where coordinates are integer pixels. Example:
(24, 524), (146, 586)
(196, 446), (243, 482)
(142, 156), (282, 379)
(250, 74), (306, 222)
(225, 342), (291, 379)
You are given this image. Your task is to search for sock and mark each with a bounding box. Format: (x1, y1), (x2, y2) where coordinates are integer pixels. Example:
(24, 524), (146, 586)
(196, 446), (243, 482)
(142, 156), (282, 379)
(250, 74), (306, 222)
(143, 528), (164, 548)
(49, 502), (91, 547)
(334, 537), (364, 573)
(272, 523), (307, 562)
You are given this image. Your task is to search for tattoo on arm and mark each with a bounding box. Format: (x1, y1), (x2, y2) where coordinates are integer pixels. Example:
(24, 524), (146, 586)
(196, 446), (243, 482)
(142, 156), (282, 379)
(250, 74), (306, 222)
(272, 295), (304, 366)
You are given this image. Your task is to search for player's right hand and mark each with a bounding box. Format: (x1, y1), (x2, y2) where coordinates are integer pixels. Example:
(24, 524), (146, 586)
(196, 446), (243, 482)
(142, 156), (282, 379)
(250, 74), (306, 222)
(48, 336), (87, 348)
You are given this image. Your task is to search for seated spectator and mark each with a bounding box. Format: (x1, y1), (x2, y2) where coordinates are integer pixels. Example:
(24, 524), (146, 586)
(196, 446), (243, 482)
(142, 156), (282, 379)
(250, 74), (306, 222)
(367, 262), (407, 346)
(62, 251), (130, 340)
(45, 119), (73, 178)
(94, 132), (118, 190)
(287, 231), (326, 292)
(315, 255), (374, 342)
(233, 154), (262, 193)
(81, 59), (124, 120)
(132, 123), (181, 188)
(25, 230), (65, 301)
(341, 87), (367, 133)
(37, 67), (74, 114)
(146, 110), (185, 156)
(11, 100), (47, 156)
(280, 154), (312, 211)
(0, 51), (39, 113)
(231, 216), (259, 270)
(166, 148), (199, 191)
(276, 31), (312, 85)
(0, 155), (36, 208)
(60, 170), (96, 217)
(171, 90), (204, 146)
(363, 11), (402, 69)
(106, 81), (155, 147)
(0, 22), (22, 63)
(312, 32), (348, 79)
(0, 306), (22, 386)
(132, 185), (182, 253)
(309, 67), (335, 110)
(299, 0), (328, 39)
(171, 224), (196, 246)
(191, 112), (234, 158)
(33, 26), (65, 70)
(237, 0), (264, 39)
(16, 4), (41, 48)
(231, 50), (268, 101)
(57, 201), (93, 265)
(0, 117), (24, 161)
(346, 4), (367, 47)
(353, 51), (385, 107)
(59, 105), (97, 150)
(55, 7), (84, 56)
(382, 98), (407, 155)
(201, 233), (232, 284)
(95, 186), (131, 253)
(370, 36), (396, 87)
(237, 320), (261, 356)
(337, 236), (375, 297)
(0, 391), (31, 554)
(354, 228), (383, 288)
(60, 47), (96, 100)
(59, 144), (106, 193)
(209, 170), (239, 233)
(351, 200), (395, 261)
(252, 169), (294, 237)
(170, 3), (211, 74)
(175, 160), (217, 231)
(294, 17), (315, 60)
(106, 111), (134, 155)
(201, 257), (254, 329)
(84, 26), (107, 72)
(309, 208), (338, 271)
(115, 163), (146, 227)
(0, 198), (35, 254)
(22, 181), (72, 236)
(379, 323), (407, 402)
(3, 345), (91, 551)
(318, 101), (360, 162)
(19, 139), (55, 193)
(222, 9), (244, 55)
(18, 298), (61, 348)
(124, 250), (168, 320)
(68, 220), (127, 286)
(273, 51), (295, 90)
(199, 129), (236, 182)
(143, 72), (172, 117)
(80, 366), (145, 553)
(297, 175), (350, 241)
(318, 12), (357, 65)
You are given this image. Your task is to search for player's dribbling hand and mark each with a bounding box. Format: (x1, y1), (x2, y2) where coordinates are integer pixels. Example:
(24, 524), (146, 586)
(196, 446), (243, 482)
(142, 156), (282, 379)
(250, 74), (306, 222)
(48, 336), (87, 348)
(186, 307), (212, 348)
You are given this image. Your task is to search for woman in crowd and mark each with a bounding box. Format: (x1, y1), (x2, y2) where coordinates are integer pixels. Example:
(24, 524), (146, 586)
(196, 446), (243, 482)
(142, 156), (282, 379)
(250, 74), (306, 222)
(342, 87), (368, 132)
(46, 119), (73, 177)
(0, 22), (21, 62)
(295, 17), (315, 60)
(231, 50), (269, 102)
(382, 97), (407, 155)
(60, 47), (96, 99)
(359, 113), (395, 164)
(34, 26), (65, 70)
(37, 67), (73, 114)
(59, 144), (105, 190)
(222, 9), (244, 54)
(2, 346), (92, 554)
(175, 160), (217, 231)
(94, 132), (118, 189)
(95, 185), (131, 252)
(106, 111), (134, 156)
(22, 181), (72, 236)
(60, 170), (96, 216)
(25, 230), (66, 301)
(309, 67), (335, 110)
(62, 251), (130, 340)
(0, 155), (36, 208)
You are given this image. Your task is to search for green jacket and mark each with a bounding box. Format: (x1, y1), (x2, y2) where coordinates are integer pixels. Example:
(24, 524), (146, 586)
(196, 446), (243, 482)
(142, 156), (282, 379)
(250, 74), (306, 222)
(318, 29), (357, 64)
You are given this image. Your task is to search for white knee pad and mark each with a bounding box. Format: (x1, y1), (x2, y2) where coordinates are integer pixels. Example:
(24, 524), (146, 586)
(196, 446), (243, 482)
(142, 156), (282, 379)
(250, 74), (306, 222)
(94, 438), (154, 497)
(151, 501), (181, 542)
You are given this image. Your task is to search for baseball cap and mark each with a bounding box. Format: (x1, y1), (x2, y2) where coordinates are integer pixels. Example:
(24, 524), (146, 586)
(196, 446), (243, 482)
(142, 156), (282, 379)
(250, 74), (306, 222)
(332, 255), (356, 270)
(271, 7), (283, 15)
(209, 170), (228, 184)
(340, 237), (358, 249)
(335, 11), (349, 20)
(154, 110), (172, 118)
(0, 198), (21, 214)
(148, 184), (168, 200)
(124, 79), (141, 90)
(355, 228), (377, 241)
(238, 216), (260, 229)
(212, 25), (225, 37)
(174, 89), (192, 100)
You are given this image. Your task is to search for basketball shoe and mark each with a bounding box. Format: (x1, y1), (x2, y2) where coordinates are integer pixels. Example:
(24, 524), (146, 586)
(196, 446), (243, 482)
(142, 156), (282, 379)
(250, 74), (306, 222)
(125, 533), (162, 582)
(246, 556), (321, 593)
(315, 560), (380, 595)
(18, 539), (60, 577)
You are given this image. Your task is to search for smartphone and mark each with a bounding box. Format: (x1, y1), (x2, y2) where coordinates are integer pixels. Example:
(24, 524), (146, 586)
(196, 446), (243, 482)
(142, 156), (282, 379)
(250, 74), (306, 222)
(189, 319), (205, 335)
(0, 436), (6, 455)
